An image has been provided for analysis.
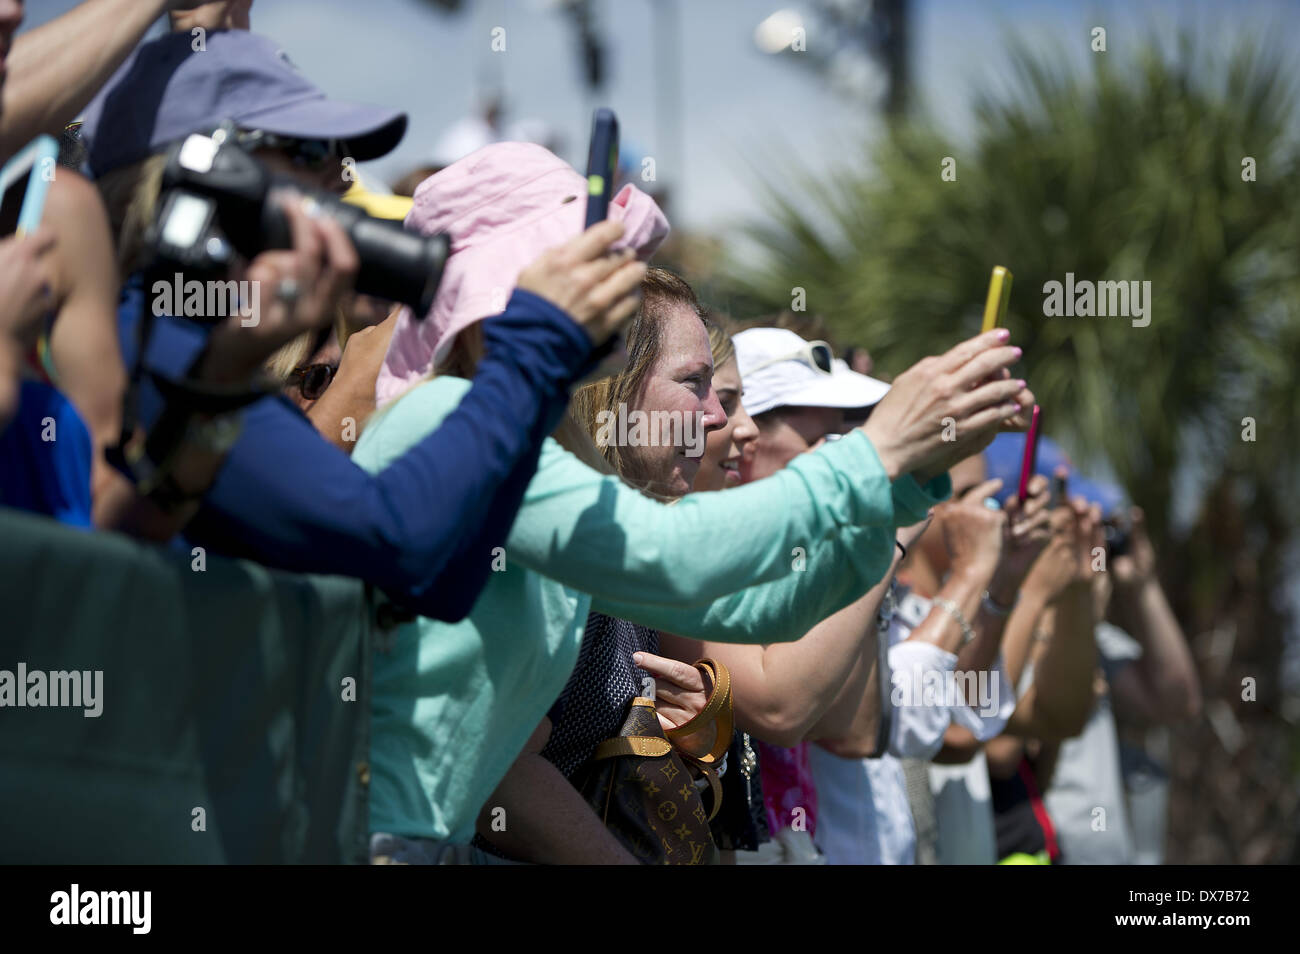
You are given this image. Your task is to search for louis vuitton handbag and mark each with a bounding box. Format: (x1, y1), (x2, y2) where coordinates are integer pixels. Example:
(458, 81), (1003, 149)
(572, 658), (733, 866)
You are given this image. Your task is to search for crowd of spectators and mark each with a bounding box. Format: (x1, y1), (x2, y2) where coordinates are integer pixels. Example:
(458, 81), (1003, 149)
(0, 0), (1199, 864)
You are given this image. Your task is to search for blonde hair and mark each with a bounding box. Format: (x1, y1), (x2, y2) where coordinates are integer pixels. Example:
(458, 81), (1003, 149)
(416, 267), (707, 487)
(435, 321), (486, 381)
(265, 331), (316, 385)
(97, 154), (168, 278)
(707, 317), (735, 369)
(416, 309), (615, 474)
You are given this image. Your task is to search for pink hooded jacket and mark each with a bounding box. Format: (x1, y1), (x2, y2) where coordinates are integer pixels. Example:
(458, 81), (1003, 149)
(376, 142), (670, 406)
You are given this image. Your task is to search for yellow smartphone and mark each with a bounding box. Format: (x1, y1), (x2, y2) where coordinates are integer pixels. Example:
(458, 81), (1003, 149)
(981, 265), (1013, 333)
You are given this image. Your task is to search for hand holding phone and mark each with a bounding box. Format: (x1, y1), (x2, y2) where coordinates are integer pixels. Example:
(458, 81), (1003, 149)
(1049, 469), (1069, 509)
(584, 108), (620, 228)
(1017, 405), (1042, 504)
(516, 218), (643, 349)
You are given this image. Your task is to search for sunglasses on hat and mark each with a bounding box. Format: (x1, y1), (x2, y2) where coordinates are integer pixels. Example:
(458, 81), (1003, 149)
(235, 128), (350, 172)
(746, 339), (834, 376)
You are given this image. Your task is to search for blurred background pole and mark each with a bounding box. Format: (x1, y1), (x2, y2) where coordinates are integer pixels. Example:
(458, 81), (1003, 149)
(654, 0), (684, 206)
(476, 0), (504, 107)
(755, 0), (912, 119)
(563, 0), (606, 163)
(876, 0), (911, 117)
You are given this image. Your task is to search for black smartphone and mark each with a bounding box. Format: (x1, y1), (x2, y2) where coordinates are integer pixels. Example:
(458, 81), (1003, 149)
(583, 108), (619, 228)
(1104, 517), (1131, 558)
(1050, 472), (1068, 509)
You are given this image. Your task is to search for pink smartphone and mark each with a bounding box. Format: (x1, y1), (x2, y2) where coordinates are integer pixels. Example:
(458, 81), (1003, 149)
(1017, 405), (1042, 504)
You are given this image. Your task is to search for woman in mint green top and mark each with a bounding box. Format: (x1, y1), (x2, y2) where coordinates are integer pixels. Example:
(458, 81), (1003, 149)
(352, 374), (950, 845)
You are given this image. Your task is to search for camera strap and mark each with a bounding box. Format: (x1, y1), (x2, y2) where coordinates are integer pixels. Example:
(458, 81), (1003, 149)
(109, 266), (269, 489)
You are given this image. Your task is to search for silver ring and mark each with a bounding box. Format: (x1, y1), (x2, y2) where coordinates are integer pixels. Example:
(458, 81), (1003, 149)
(275, 278), (301, 304)
(983, 497), (1002, 511)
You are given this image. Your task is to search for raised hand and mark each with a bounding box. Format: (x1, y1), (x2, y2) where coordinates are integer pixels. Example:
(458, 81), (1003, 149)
(1022, 494), (1101, 604)
(935, 477), (1008, 580)
(632, 651), (716, 757)
(195, 194), (358, 385)
(516, 219), (647, 348)
(168, 1), (253, 32)
(1110, 506), (1156, 589)
(860, 329), (1033, 483)
(990, 472), (1055, 602)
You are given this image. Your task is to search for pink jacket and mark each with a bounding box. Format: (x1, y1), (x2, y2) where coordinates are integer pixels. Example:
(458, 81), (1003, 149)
(376, 142), (670, 405)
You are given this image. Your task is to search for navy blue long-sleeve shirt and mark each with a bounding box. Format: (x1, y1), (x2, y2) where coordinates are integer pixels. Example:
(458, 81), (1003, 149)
(123, 279), (594, 621)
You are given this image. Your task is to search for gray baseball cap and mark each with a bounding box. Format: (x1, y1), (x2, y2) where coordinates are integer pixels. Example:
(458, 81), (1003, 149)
(80, 30), (407, 178)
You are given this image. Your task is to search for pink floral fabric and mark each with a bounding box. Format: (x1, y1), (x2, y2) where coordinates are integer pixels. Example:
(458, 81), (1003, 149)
(756, 739), (818, 836)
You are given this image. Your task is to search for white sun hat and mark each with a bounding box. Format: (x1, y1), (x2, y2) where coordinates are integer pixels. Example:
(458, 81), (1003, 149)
(734, 327), (890, 416)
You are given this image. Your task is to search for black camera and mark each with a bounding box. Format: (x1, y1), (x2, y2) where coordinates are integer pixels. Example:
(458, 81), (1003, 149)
(1103, 517), (1131, 558)
(146, 128), (447, 317)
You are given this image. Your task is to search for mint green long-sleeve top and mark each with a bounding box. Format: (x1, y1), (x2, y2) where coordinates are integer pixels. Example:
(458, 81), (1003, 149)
(352, 377), (950, 843)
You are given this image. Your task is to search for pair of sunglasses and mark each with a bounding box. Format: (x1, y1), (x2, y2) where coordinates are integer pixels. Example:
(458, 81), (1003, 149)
(236, 128), (350, 172)
(747, 339), (835, 376)
(288, 363), (338, 401)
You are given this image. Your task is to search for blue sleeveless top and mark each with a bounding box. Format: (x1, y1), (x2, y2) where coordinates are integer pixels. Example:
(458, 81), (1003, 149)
(0, 378), (93, 528)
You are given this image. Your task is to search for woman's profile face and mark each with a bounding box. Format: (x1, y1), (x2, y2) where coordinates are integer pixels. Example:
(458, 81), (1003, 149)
(692, 356), (757, 493)
(741, 405), (845, 484)
(622, 302), (727, 499)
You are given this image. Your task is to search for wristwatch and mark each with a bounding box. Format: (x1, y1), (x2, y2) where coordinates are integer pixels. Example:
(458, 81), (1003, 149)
(183, 412), (244, 456)
(129, 410), (243, 500)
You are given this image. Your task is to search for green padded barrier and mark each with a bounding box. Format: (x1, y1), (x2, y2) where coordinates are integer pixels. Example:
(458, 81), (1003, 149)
(0, 506), (372, 863)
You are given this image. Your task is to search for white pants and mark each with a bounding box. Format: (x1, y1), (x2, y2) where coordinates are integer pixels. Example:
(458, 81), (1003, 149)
(734, 827), (827, 865)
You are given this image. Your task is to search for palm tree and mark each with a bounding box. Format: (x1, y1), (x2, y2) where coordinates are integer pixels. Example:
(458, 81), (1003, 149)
(722, 31), (1300, 864)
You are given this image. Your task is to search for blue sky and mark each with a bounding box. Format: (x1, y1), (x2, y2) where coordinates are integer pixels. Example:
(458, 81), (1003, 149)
(28, 0), (1300, 231)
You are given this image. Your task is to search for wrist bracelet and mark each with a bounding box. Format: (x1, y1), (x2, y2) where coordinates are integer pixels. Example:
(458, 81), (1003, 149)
(932, 596), (975, 646)
(982, 589), (1017, 617)
(896, 540), (908, 561)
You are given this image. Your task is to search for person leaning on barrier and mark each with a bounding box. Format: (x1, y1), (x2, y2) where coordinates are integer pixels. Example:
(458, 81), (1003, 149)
(0, 1), (375, 540)
(0, 0), (271, 537)
(353, 145), (1035, 859)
